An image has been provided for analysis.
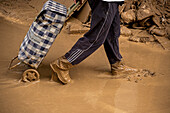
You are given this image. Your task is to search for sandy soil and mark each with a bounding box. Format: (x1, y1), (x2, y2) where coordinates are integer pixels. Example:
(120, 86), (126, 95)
(0, 0), (170, 113)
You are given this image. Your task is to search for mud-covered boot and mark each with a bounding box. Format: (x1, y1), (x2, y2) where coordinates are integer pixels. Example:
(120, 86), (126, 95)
(50, 56), (73, 84)
(111, 61), (138, 76)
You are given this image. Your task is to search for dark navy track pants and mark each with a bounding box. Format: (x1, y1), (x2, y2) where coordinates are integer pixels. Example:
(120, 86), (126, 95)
(65, 1), (122, 65)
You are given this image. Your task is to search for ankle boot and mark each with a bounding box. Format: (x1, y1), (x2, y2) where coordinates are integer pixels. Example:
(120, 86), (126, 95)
(50, 56), (73, 84)
(111, 61), (138, 76)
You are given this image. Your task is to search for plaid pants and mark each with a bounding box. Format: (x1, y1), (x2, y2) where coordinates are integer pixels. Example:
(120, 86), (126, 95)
(65, 1), (122, 65)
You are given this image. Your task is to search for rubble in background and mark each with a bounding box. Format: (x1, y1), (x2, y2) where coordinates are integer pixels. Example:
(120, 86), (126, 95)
(120, 25), (133, 36)
(119, 0), (170, 49)
(65, 18), (90, 34)
(121, 9), (136, 24)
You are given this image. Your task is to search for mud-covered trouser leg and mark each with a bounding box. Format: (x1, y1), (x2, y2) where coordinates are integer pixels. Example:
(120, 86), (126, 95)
(65, 2), (122, 65)
(104, 6), (122, 65)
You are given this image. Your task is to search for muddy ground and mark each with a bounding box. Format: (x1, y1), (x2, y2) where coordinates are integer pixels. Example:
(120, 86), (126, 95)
(0, 0), (170, 113)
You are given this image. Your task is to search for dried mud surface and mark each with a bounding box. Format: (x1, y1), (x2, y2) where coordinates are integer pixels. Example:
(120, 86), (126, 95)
(0, 0), (74, 25)
(0, 0), (170, 113)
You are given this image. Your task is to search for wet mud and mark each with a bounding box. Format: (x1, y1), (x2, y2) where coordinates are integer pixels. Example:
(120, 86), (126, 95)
(0, 0), (170, 113)
(1, 17), (170, 113)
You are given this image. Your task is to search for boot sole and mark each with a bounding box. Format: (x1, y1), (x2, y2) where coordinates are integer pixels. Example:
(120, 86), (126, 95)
(50, 63), (68, 84)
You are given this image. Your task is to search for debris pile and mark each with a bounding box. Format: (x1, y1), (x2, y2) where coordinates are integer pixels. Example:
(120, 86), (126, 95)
(120, 0), (169, 34)
(119, 0), (170, 49)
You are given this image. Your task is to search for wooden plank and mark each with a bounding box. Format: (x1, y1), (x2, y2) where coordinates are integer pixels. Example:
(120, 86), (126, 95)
(154, 35), (170, 50)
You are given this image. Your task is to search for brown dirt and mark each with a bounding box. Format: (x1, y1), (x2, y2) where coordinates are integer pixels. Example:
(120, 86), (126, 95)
(0, 1), (170, 113)
(0, 0), (74, 25)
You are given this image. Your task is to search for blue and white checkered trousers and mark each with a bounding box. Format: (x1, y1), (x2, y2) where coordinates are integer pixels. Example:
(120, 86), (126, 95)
(18, 0), (67, 69)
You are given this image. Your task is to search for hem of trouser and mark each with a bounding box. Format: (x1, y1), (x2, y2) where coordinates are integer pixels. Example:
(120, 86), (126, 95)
(66, 49), (84, 63)
(110, 59), (121, 65)
(64, 54), (76, 65)
(65, 3), (111, 65)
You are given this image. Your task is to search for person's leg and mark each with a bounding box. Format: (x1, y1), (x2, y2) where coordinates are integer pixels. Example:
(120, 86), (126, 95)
(51, 2), (120, 84)
(103, 4), (122, 65)
(103, 4), (138, 76)
(65, 2), (119, 65)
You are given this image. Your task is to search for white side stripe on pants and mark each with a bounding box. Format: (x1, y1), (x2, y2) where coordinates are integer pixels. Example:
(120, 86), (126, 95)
(67, 49), (83, 62)
(68, 50), (84, 63)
